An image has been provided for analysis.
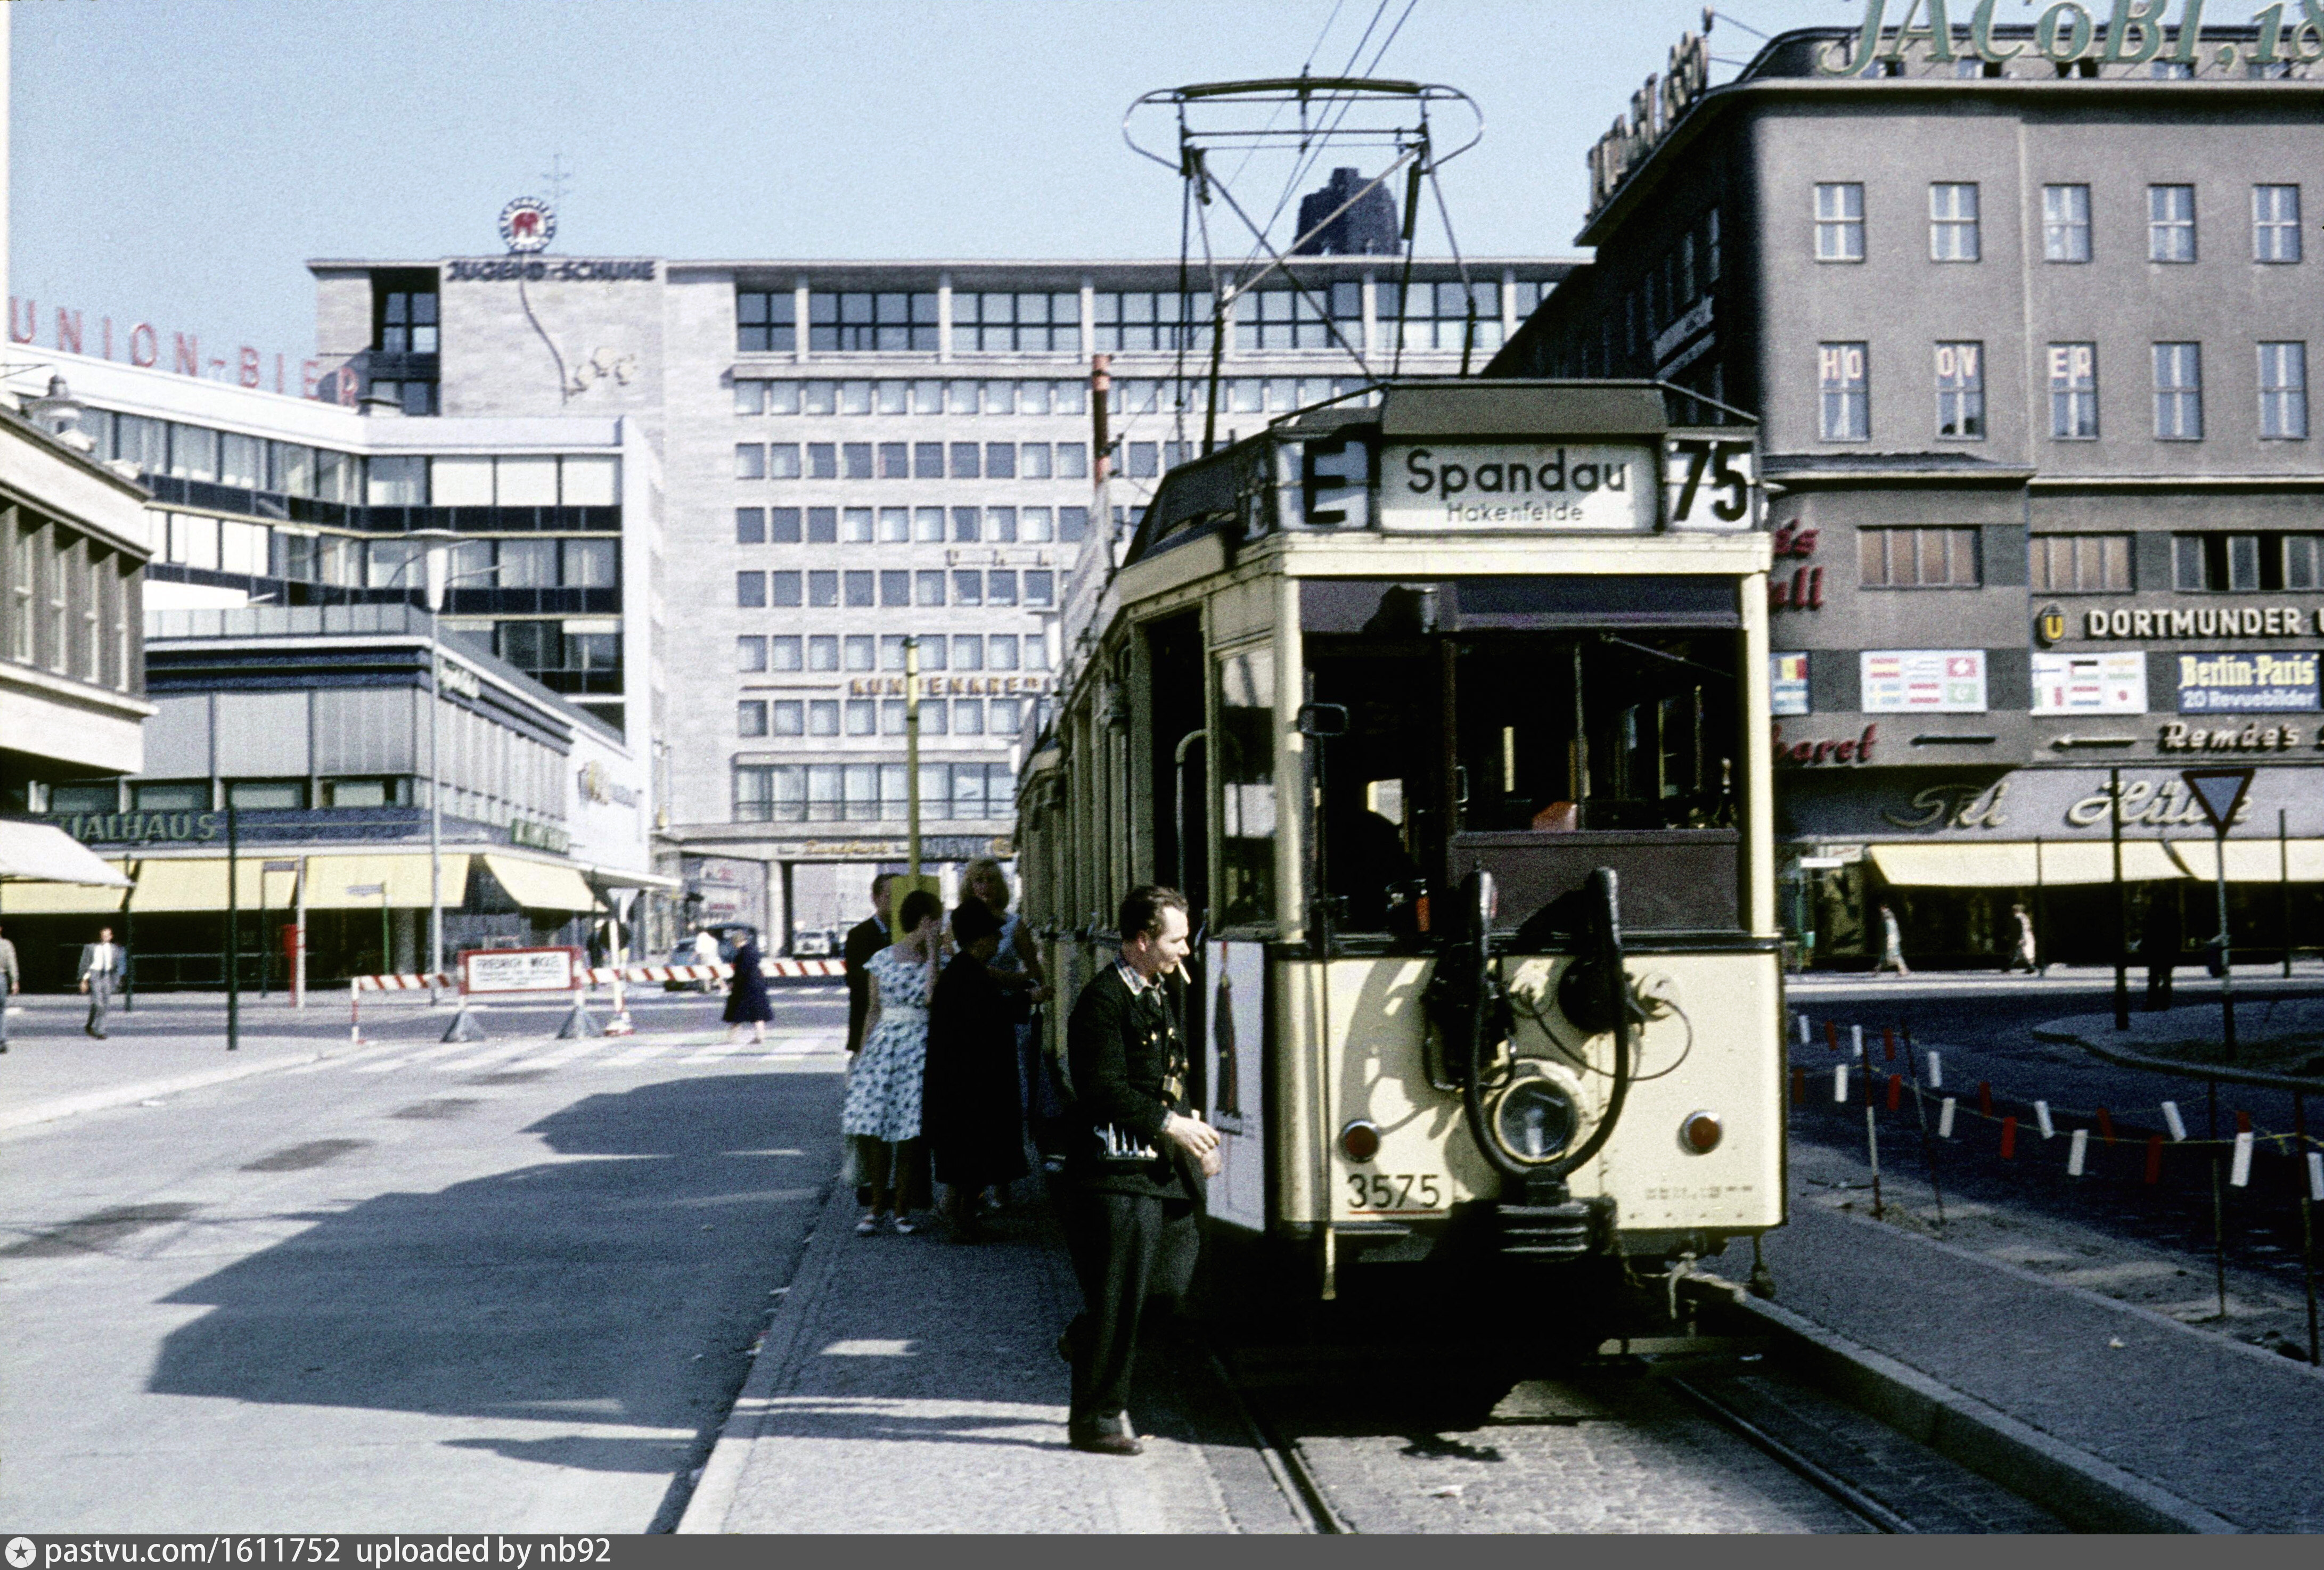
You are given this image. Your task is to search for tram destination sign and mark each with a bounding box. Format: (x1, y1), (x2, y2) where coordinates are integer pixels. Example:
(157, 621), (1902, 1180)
(1381, 442), (1655, 532)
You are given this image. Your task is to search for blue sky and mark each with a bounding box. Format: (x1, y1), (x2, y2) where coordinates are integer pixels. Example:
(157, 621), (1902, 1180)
(11, 0), (1859, 367)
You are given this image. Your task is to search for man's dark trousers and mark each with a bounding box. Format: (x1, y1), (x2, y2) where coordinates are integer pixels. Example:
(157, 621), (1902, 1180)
(1063, 1187), (1197, 1423)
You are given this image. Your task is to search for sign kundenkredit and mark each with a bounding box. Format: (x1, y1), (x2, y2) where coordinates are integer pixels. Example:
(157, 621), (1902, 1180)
(2079, 606), (2324, 639)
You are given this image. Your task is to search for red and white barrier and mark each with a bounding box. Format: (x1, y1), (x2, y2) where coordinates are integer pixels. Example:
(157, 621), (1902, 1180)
(352, 972), (450, 993)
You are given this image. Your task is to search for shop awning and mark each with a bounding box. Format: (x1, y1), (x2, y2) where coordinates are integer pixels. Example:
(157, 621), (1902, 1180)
(0, 822), (133, 886)
(0, 858), (132, 913)
(482, 854), (598, 913)
(304, 854), (471, 910)
(1868, 841), (2199, 888)
(2160, 839), (2324, 884)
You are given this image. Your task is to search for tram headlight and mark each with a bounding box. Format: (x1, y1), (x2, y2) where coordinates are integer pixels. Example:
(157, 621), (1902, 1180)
(1339, 1120), (1382, 1162)
(1488, 1070), (1581, 1165)
(1680, 1110), (1723, 1155)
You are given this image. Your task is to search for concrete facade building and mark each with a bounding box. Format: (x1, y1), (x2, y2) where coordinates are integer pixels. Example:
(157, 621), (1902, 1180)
(1493, 20), (2323, 967)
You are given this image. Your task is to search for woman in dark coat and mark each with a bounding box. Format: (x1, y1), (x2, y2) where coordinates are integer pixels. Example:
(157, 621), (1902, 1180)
(722, 932), (774, 1044)
(924, 900), (1029, 1239)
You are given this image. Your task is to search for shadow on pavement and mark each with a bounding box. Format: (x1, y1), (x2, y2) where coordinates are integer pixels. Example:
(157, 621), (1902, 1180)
(148, 1072), (842, 1477)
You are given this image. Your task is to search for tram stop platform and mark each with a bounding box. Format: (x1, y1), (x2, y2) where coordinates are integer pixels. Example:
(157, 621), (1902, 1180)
(676, 1180), (1297, 1534)
(681, 1160), (2324, 1534)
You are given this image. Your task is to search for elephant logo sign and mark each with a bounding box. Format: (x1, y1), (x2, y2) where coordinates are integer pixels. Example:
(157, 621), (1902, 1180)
(499, 196), (557, 254)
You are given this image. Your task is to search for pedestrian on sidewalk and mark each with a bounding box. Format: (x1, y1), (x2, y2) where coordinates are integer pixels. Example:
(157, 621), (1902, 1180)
(1060, 885), (1217, 1458)
(2143, 888), (2182, 1010)
(2004, 902), (2038, 974)
(1873, 901), (1910, 976)
(78, 926), (124, 1038)
(691, 926), (724, 994)
(722, 931), (773, 1045)
(842, 888), (943, 1235)
(963, 857), (1059, 1164)
(924, 899), (1030, 1242)
(0, 922), (19, 1053)
(844, 873), (895, 1057)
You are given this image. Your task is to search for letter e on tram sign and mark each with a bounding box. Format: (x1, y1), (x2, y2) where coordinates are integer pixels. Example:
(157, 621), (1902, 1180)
(2182, 769), (2254, 834)
(460, 946), (582, 996)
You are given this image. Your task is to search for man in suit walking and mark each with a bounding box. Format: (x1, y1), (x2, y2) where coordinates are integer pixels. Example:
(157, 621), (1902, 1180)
(1060, 884), (1217, 1457)
(79, 925), (125, 1039)
(0, 922), (20, 1053)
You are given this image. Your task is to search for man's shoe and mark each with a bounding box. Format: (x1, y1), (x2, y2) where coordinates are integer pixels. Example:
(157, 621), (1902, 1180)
(1068, 1415), (1142, 1457)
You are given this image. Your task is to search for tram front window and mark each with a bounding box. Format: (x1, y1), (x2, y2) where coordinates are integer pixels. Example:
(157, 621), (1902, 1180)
(1308, 629), (1739, 933)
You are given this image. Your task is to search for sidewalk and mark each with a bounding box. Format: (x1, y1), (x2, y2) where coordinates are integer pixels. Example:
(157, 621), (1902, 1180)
(1705, 1155), (2324, 1533)
(1788, 960), (2324, 997)
(0, 1000), (347, 1136)
(680, 1183), (1296, 1534)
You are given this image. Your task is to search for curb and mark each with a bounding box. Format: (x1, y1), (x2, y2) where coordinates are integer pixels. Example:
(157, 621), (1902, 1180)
(675, 1175), (851, 1534)
(2034, 1018), (2324, 1095)
(1700, 1290), (2241, 1534)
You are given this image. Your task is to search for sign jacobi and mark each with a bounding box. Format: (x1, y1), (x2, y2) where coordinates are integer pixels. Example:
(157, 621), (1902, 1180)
(1819, 0), (2324, 75)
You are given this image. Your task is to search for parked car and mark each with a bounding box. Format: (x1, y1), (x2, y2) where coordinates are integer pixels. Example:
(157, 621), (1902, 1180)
(662, 929), (747, 991)
(791, 929), (833, 957)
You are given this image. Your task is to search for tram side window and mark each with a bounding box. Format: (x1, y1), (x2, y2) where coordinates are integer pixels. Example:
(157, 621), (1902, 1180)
(1453, 632), (1737, 834)
(1214, 646), (1277, 929)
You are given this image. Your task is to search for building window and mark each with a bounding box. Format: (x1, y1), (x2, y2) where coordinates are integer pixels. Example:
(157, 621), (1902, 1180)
(808, 290), (938, 352)
(2253, 185), (2302, 263)
(735, 507), (765, 545)
(2175, 532), (2324, 591)
(879, 442), (909, 479)
(2258, 342), (2309, 438)
(2030, 534), (2132, 593)
(808, 571), (838, 608)
(913, 442), (944, 479)
(1814, 183), (1864, 262)
(1934, 342), (1985, 438)
(737, 289), (798, 354)
(1057, 443), (1089, 479)
(807, 443), (837, 480)
(2047, 343), (2099, 438)
(738, 701), (768, 738)
(1091, 291), (1213, 352)
(770, 571), (802, 608)
(1378, 281), (1501, 353)
(1928, 183), (1979, 261)
(953, 570), (983, 607)
(770, 635), (802, 671)
(843, 442), (874, 480)
(737, 636), (767, 672)
(986, 442), (1016, 480)
(2042, 184), (2092, 262)
(768, 508), (800, 544)
(948, 442), (980, 480)
(735, 571), (766, 609)
(2148, 185), (2197, 262)
(1025, 570), (1054, 606)
(376, 287), (438, 354)
(808, 700), (841, 736)
(916, 570), (946, 606)
(734, 443), (765, 480)
(1818, 342), (1869, 441)
(771, 700), (804, 736)
(1860, 527), (1981, 588)
(1126, 441), (1161, 476)
(953, 291), (1081, 353)
(767, 444), (801, 479)
(2153, 343), (2203, 439)
(807, 508), (837, 544)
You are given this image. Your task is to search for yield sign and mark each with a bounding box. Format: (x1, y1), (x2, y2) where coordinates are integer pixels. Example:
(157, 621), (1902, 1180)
(2180, 768), (2255, 834)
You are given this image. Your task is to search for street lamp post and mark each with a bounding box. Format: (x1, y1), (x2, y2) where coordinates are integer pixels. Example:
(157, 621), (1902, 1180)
(391, 529), (492, 1006)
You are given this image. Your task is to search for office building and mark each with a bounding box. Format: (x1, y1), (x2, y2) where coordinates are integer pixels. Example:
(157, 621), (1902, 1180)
(302, 237), (1574, 943)
(1493, 18), (2322, 965)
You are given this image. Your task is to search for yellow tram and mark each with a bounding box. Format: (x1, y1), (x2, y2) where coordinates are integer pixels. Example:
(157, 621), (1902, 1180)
(1017, 380), (1780, 1319)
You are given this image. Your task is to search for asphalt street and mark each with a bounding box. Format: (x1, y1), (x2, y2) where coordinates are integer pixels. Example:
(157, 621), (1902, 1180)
(0, 989), (850, 1534)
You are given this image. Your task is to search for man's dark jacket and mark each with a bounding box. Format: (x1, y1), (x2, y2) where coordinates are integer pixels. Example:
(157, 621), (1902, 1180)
(842, 916), (888, 1054)
(1066, 964), (1195, 1200)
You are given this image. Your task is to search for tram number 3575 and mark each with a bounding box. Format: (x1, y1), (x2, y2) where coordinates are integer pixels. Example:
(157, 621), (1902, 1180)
(1346, 1172), (1446, 1211)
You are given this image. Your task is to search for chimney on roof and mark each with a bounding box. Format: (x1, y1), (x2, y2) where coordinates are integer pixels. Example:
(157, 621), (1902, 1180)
(1292, 167), (1400, 257)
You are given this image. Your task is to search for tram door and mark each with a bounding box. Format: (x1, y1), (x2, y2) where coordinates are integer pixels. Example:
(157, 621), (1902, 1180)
(1142, 612), (1210, 1096)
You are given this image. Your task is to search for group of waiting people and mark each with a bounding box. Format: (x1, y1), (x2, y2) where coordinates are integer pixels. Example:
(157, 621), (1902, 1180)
(838, 859), (1049, 1241)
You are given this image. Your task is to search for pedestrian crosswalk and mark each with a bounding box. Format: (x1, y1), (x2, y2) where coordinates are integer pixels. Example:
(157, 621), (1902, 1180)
(288, 1029), (847, 1079)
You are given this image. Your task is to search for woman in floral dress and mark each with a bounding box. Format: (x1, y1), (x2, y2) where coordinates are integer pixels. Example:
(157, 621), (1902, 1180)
(842, 888), (944, 1233)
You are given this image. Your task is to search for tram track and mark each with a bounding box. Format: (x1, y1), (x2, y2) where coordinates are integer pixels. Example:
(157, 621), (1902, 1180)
(1191, 1320), (2071, 1534)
